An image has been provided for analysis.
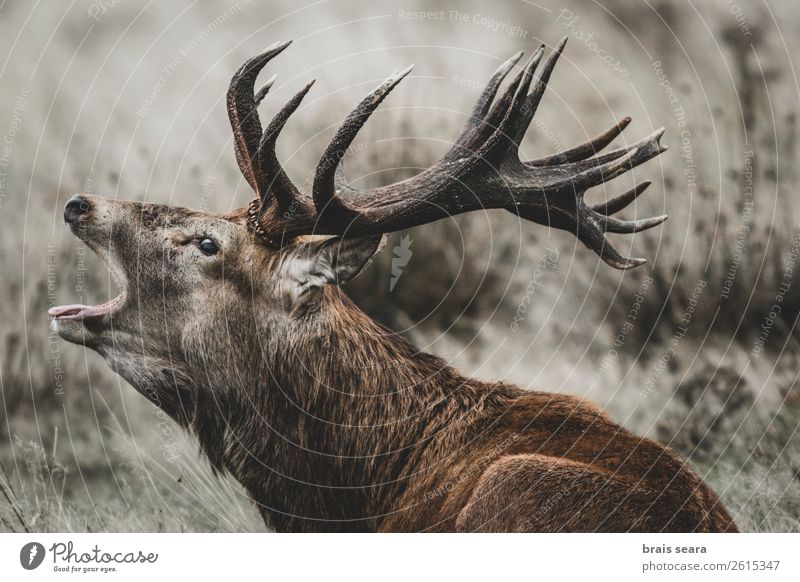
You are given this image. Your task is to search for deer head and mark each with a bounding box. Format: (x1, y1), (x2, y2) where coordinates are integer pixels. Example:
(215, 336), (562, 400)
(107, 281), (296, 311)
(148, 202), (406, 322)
(49, 38), (667, 478)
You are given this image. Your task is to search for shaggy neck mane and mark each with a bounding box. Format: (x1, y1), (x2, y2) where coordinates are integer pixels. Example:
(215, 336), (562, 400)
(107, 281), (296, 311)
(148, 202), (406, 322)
(187, 288), (516, 532)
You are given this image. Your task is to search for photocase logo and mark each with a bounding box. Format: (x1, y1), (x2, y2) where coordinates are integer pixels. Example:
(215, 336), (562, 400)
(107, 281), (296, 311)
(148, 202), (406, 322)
(20, 542), (46, 570)
(389, 235), (413, 292)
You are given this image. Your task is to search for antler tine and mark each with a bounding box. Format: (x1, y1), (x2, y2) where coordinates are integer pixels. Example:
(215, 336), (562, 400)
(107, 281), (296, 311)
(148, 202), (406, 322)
(476, 48), (546, 162)
(572, 128), (667, 191)
(312, 64), (414, 222)
(506, 37), (567, 152)
(592, 180), (651, 215)
(590, 180), (666, 236)
(254, 74), (278, 107)
(450, 50), (523, 154)
(531, 116), (632, 167)
(227, 40), (291, 194)
(578, 218), (648, 269)
(598, 213), (668, 234)
(255, 80), (316, 216)
(455, 49), (542, 162)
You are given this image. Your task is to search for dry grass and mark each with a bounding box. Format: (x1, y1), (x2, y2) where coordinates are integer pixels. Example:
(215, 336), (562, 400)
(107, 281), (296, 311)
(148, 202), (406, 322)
(1, 0), (799, 531)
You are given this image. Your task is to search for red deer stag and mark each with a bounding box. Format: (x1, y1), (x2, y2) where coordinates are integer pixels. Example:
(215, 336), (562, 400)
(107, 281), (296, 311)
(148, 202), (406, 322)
(50, 39), (737, 532)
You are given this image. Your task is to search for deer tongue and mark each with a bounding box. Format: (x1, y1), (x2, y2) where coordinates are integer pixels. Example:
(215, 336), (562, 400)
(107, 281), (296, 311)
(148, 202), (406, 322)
(48, 296), (123, 320)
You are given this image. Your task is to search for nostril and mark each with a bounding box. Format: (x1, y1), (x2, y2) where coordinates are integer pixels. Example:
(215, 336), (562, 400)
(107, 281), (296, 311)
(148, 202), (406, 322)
(64, 195), (91, 224)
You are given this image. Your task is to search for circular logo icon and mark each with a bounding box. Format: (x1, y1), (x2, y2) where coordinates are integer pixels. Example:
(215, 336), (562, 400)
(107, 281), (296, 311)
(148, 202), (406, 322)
(20, 542), (46, 570)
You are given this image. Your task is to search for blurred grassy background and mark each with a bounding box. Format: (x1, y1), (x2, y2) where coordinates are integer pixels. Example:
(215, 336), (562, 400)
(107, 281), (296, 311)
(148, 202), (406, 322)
(1, 0), (799, 531)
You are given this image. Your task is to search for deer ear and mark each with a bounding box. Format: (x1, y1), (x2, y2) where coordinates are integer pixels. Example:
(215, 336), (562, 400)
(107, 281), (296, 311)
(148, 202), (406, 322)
(303, 234), (385, 288)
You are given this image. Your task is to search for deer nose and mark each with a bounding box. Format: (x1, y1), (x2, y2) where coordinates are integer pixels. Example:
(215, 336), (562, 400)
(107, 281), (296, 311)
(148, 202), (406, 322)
(64, 195), (92, 224)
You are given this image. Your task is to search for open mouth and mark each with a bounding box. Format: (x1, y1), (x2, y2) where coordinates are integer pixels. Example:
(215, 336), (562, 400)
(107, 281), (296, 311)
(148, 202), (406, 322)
(48, 295), (124, 321)
(48, 237), (128, 324)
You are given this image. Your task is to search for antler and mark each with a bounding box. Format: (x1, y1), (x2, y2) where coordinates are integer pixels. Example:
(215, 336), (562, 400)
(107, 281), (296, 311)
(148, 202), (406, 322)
(227, 41), (317, 243)
(228, 38), (668, 268)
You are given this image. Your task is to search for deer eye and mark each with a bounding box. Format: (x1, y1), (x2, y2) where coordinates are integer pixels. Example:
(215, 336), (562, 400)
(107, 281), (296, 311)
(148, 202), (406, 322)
(198, 237), (219, 255)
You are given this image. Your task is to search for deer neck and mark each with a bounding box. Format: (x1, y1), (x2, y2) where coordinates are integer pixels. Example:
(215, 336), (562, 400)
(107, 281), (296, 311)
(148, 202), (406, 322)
(193, 290), (472, 531)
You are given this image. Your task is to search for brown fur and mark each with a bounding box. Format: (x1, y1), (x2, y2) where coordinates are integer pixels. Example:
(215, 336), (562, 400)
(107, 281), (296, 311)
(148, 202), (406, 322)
(52, 195), (738, 532)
